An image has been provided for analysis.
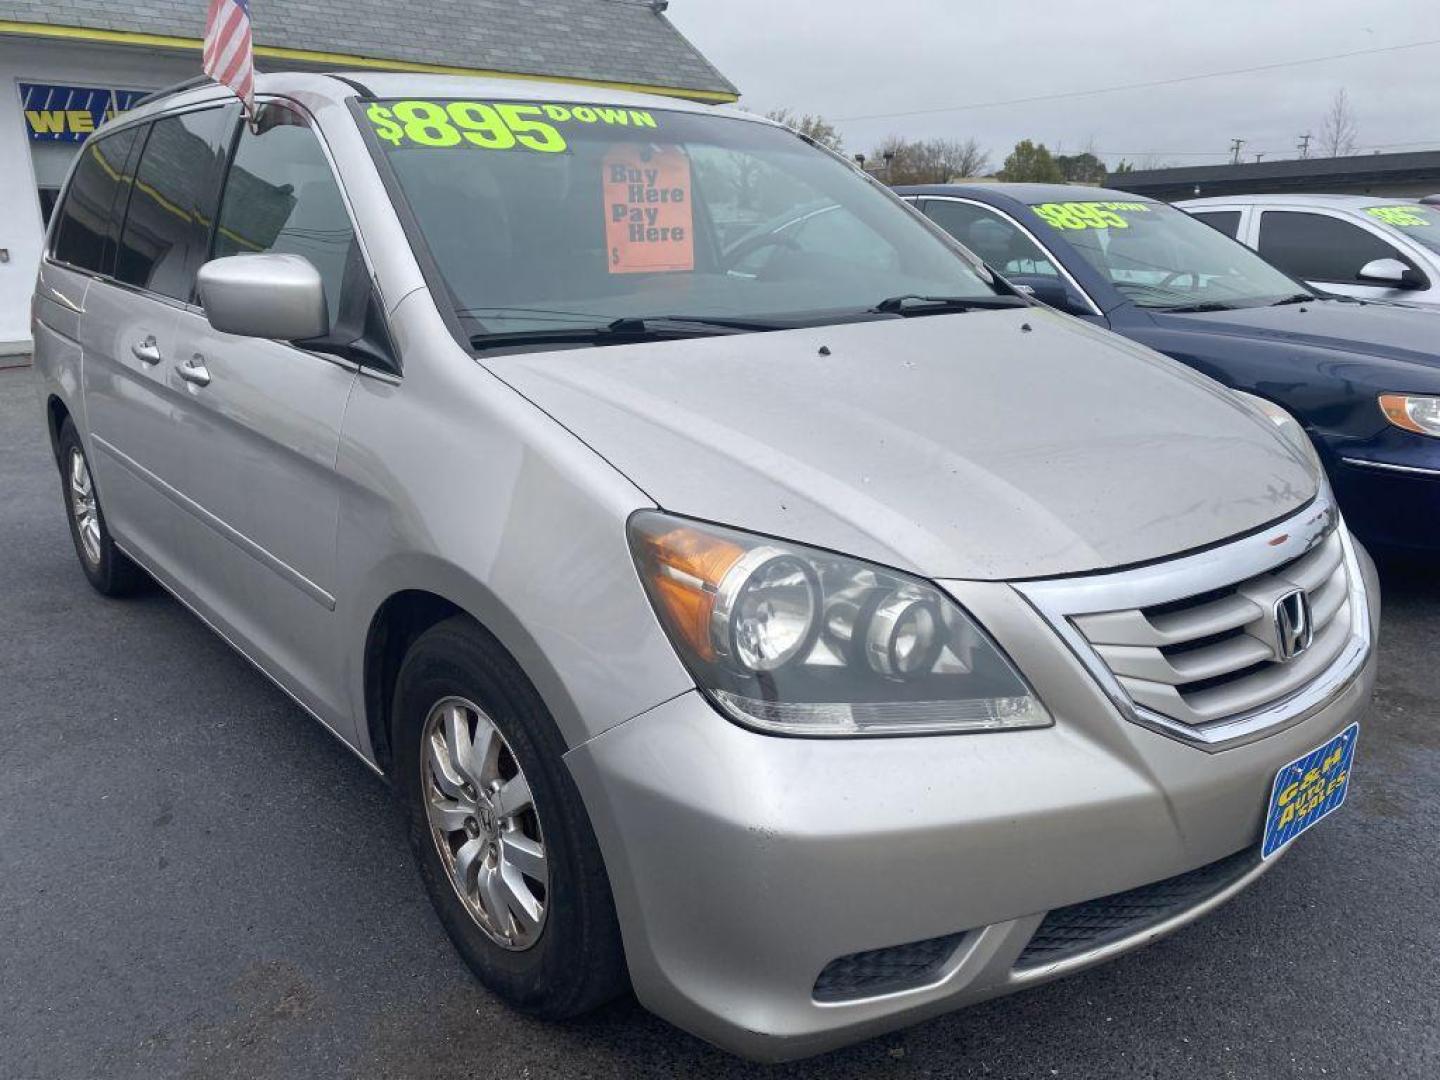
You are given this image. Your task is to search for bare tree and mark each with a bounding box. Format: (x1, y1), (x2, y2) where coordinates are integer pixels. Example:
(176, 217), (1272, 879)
(867, 135), (990, 184)
(1319, 89), (1359, 157)
(764, 108), (844, 153)
(931, 137), (990, 179)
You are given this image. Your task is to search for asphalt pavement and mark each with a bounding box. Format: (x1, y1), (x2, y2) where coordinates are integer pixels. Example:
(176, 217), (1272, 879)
(1, 364), (1437, 1080)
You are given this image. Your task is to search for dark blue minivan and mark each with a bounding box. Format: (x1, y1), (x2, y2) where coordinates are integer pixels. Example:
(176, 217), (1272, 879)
(897, 183), (1440, 556)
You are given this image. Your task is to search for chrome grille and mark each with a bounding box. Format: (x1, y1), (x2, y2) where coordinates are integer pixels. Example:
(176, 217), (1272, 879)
(1015, 494), (1371, 749)
(1075, 528), (1349, 728)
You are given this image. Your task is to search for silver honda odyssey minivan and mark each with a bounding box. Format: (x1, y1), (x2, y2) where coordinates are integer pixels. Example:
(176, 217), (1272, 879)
(32, 72), (1377, 1061)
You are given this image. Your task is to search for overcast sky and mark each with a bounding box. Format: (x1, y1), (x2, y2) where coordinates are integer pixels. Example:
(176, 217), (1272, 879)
(668, 0), (1440, 170)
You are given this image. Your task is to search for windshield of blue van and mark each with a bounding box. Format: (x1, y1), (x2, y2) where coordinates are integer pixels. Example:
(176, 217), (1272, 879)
(1363, 204), (1440, 256)
(1028, 199), (1305, 309)
(356, 99), (1004, 343)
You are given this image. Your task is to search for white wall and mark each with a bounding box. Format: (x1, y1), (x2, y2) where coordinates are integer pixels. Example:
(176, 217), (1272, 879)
(0, 40), (200, 354)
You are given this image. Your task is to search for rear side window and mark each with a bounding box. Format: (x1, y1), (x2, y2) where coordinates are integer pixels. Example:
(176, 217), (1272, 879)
(116, 107), (234, 300)
(922, 199), (1060, 277)
(1191, 210), (1241, 239)
(212, 104), (355, 327)
(1257, 211), (1410, 285)
(51, 127), (143, 273)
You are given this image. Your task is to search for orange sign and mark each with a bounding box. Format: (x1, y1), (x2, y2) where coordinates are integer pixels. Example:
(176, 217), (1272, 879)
(603, 145), (695, 274)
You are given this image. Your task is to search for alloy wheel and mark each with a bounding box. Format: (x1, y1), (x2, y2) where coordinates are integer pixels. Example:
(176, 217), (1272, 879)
(421, 696), (549, 950)
(69, 447), (101, 567)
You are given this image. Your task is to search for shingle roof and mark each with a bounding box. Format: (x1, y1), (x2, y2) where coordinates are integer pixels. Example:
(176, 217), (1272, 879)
(0, 0), (737, 98)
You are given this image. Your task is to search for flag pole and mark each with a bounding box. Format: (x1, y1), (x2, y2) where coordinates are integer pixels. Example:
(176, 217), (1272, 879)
(201, 0), (257, 127)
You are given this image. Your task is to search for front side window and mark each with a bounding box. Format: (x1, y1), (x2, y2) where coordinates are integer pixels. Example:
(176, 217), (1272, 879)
(1029, 199), (1302, 309)
(212, 103), (356, 327)
(51, 126), (143, 273)
(1190, 210), (1242, 239)
(1257, 211), (1413, 285)
(922, 199), (1059, 277)
(116, 107), (234, 300)
(357, 99), (1004, 344)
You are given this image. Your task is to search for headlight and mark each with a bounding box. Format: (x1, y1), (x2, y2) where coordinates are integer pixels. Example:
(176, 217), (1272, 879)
(628, 512), (1051, 737)
(1379, 393), (1440, 437)
(1232, 391), (1322, 469)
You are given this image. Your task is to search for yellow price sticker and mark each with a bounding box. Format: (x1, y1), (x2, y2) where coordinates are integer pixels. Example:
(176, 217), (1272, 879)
(1365, 206), (1434, 229)
(366, 99), (659, 152)
(1032, 201), (1151, 230)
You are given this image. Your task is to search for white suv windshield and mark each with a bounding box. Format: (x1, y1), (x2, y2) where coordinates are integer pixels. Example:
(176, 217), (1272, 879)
(358, 98), (1003, 342)
(1028, 199), (1304, 309)
(1363, 204), (1440, 256)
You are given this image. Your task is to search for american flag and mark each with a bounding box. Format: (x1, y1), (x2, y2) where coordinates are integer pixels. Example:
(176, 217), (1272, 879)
(202, 0), (255, 116)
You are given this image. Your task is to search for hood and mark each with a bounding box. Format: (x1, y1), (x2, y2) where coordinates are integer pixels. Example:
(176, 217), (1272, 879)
(1150, 298), (1440, 382)
(491, 308), (1319, 580)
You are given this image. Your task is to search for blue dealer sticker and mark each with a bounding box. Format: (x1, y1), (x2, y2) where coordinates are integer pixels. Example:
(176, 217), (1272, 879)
(1261, 722), (1358, 859)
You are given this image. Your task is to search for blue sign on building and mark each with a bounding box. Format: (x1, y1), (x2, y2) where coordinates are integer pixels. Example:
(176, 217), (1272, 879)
(19, 83), (149, 143)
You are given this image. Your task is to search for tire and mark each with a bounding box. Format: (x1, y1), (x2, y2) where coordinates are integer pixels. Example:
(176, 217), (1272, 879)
(393, 615), (627, 1018)
(57, 418), (147, 597)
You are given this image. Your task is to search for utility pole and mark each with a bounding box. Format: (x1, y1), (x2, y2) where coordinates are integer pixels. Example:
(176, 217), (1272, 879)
(1229, 138), (1246, 165)
(1254, 152), (1265, 163)
(1297, 132), (1312, 159)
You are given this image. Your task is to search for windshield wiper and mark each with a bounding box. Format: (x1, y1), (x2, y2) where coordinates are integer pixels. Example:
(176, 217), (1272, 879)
(1161, 300), (1237, 313)
(870, 294), (1026, 315)
(1268, 293), (1316, 306)
(468, 316), (762, 352)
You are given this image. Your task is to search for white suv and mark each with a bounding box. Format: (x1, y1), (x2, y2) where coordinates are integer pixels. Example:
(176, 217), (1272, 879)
(1180, 194), (1440, 307)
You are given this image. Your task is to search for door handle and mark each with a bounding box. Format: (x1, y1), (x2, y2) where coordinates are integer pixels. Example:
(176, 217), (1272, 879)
(177, 355), (211, 387)
(131, 337), (161, 365)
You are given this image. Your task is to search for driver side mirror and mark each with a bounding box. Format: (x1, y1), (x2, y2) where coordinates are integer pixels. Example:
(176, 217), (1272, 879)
(1009, 273), (1089, 316)
(1357, 257), (1426, 290)
(198, 254), (329, 340)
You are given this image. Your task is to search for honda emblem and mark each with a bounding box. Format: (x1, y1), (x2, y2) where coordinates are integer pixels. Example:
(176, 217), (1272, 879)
(1273, 589), (1314, 662)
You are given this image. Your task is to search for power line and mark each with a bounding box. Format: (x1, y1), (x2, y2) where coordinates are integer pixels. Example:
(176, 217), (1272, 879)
(832, 38), (1440, 123)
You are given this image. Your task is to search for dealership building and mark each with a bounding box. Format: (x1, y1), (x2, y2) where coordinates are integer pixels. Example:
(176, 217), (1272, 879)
(1111, 151), (1440, 203)
(0, 0), (736, 354)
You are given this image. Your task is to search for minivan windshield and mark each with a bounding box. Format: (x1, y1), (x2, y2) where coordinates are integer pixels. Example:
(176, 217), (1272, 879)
(1028, 199), (1306, 310)
(1363, 204), (1440, 256)
(357, 99), (1008, 345)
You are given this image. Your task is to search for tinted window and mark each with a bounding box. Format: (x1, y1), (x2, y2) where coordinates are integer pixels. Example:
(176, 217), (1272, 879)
(212, 104), (355, 327)
(1257, 211), (1408, 285)
(51, 127), (143, 273)
(116, 107), (233, 300)
(923, 199), (1060, 277)
(1191, 210), (1241, 239)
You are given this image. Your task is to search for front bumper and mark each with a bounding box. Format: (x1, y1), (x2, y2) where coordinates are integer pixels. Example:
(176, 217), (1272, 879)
(564, 546), (1379, 1062)
(1334, 453), (1440, 554)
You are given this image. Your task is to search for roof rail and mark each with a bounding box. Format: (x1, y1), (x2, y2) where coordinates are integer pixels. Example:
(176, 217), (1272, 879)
(131, 76), (216, 109)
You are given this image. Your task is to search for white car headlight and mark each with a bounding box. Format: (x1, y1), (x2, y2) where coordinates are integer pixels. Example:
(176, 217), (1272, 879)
(1379, 393), (1440, 437)
(628, 512), (1052, 737)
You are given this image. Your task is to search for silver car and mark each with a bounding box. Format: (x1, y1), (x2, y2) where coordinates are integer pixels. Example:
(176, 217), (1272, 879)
(1180, 193), (1440, 306)
(32, 73), (1378, 1061)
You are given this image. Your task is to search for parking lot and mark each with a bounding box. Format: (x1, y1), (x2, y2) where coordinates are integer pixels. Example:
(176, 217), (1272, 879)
(1, 363), (1436, 1080)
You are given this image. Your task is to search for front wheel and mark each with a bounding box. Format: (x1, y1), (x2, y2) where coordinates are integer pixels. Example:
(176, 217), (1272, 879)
(57, 418), (147, 597)
(393, 616), (626, 1018)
